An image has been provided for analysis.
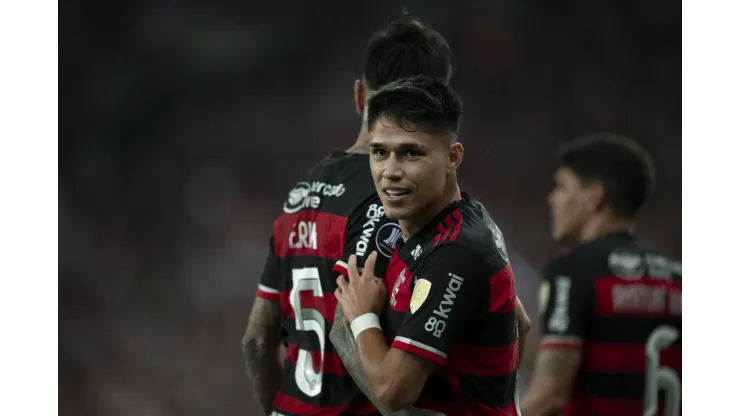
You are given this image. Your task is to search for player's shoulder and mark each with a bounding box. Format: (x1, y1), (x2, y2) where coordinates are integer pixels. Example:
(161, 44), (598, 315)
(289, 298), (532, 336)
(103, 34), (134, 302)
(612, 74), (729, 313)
(545, 231), (681, 282)
(280, 150), (375, 215)
(416, 195), (509, 272)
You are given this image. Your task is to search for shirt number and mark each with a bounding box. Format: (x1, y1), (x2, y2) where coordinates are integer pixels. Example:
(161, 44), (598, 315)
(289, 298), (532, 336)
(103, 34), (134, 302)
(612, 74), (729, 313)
(289, 267), (325, 397)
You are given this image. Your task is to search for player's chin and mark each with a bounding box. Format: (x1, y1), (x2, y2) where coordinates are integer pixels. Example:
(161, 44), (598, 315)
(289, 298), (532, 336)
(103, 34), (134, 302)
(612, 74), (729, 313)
(381, 201), (415, 221)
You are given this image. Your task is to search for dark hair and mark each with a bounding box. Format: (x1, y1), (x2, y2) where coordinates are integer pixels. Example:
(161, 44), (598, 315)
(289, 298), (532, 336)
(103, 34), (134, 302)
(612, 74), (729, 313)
(558, 133), (656, 218)
(362, 17), (454, 91)
(367, 76), (462, 136)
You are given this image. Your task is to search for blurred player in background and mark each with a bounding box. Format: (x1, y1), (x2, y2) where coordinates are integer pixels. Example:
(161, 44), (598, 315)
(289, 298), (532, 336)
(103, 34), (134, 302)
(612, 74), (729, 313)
(521, 134), (681, 416)
(241, 17), (456, 416)
(333, 76), (522, 415)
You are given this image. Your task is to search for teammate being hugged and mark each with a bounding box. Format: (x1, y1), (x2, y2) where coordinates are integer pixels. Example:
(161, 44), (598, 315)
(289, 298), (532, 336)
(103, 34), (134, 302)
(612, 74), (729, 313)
(334, 76), (522, 415)
(521, 134), (681, 416)
(241, 17), (455, 416)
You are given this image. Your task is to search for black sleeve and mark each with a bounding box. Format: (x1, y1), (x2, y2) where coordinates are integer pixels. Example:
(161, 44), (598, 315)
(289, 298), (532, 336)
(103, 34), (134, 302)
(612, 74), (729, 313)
(539, 256), (594, 347)
(390, 245), (483, 366)
(332, 194), (396, 277)
(256, 236), (282, 301)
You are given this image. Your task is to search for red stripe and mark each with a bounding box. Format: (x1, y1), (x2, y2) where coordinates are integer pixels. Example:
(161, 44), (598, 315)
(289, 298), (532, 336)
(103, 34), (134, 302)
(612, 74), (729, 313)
(272, 392), (377, 415)
(489, 264), (516, 313)
(256, 288), (281, 301)
(447, 341), (519, 376)
(540, 341), (583, 350)
(391, 339), (446, 366)
(273, 211), (347, 259)
(564, 395), (669, 416)
(280, 289), (338, 322)
(440, 216), (454, 242)
(433, 234), (442, 246)
(433, 222), (448, 246)
(284, 344), (348, 376)
(449, 209), (463, 242)
(594, 276), (682, 317)
(580, 342), (681, 374)
(332, 262), (348, 277)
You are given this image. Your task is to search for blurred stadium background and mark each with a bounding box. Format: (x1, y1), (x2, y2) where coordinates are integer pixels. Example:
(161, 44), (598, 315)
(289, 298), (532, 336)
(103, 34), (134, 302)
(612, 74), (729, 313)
(59, 0), (680, 414)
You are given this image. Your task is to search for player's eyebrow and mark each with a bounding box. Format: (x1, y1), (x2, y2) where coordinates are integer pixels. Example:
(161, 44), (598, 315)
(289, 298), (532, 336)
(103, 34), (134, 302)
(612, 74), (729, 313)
(370, 141), (428, 152)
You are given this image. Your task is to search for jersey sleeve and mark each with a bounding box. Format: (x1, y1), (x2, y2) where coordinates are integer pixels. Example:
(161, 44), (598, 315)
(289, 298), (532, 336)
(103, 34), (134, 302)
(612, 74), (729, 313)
(332, 194), (386, 277)
(256, 236), (282, 301)
(390, 245), (483, 366)
(538, 256), (594, 349)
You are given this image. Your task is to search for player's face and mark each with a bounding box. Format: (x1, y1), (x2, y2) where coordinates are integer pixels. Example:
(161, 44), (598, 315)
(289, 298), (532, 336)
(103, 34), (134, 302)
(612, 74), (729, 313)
(369, 118), (452, 221)
(548, 167), (593, 244)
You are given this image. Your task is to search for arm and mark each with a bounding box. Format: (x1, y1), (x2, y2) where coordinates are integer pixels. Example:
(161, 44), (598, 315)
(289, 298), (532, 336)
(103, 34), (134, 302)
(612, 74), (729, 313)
(242, 297), (284, 414)
(355, 329), (435, 411)
(515, 296), (531, 369)
(338, 247), (482, 411)
(329, 304), (380, 402)
(242, 236), (284, 414)
(521, 268), (591, 416)
(521, 347), (581, 416)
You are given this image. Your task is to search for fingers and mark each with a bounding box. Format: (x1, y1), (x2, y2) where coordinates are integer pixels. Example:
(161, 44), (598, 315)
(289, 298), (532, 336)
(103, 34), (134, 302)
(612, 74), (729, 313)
(362, 251), (378, 279)
(336, 274), (349, 291)
(348, 254), (359, 279)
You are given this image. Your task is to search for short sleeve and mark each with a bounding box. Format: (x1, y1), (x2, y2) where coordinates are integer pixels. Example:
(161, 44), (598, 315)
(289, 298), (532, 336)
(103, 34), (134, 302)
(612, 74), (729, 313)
(539, 257), (594, 348)
(390, 245), (482, 366)
(256, 236), (282, 301)
(332, 195), (395, 277)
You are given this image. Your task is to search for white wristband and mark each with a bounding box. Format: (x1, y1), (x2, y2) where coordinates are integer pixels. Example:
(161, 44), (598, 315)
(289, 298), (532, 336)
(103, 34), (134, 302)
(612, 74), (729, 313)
(350, 313), (382, 341)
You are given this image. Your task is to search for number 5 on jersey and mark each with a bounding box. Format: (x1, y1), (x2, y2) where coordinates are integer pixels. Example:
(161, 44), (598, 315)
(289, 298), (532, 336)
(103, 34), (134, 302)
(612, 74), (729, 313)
(289, 267), (326, 397)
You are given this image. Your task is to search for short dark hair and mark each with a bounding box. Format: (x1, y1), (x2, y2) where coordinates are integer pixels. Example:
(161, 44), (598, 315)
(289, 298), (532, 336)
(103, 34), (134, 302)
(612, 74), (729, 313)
(362, 18), (454, 91)
(558, 133), (656, 218)
(367, 76), (463, 136)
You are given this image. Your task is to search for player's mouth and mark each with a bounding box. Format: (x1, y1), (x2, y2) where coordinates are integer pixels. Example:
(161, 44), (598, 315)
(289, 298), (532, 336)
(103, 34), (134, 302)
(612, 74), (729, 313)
(383, 187), (411, 201)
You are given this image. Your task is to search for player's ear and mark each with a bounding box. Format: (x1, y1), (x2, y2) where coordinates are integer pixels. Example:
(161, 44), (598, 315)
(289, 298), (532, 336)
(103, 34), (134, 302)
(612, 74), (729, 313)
(447, 141), (464, 173)
(586, 181), (606, 212)
(354, 79), (365, 116)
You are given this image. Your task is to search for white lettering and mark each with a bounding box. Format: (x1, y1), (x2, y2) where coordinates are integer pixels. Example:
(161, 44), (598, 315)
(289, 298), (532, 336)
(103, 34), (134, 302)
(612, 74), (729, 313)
(289, 221), (318, 250)
(283, 181), (346, 213)
(612, 284), (667, 313)
(356, 204), (384, 257)
(547, 276), (571, 333)
(427, 273), (464, 337)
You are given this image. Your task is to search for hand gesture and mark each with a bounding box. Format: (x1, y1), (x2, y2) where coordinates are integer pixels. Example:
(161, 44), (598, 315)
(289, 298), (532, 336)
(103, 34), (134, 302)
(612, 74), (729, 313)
(335, 252), (387, 322)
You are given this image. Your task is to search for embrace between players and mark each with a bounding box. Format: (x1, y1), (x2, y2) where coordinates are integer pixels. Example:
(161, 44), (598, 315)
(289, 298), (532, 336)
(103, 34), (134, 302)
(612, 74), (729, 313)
(243, 16), (681, 416)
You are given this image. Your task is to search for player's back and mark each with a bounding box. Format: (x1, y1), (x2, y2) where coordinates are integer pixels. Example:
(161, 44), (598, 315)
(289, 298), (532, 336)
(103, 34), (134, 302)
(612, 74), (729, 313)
(379, 195), (520, 415)
(541, 232), (682, 416)
(258, 150), (380, 416)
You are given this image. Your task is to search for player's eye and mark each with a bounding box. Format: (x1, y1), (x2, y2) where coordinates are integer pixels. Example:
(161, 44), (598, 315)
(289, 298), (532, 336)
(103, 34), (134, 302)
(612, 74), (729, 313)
(372, 148), (388, 158)
(405, 149), (424, 158)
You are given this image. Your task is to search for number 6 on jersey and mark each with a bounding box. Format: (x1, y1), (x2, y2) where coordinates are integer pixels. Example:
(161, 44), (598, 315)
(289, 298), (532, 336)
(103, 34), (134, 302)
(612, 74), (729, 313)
(644, 325), (681, 416)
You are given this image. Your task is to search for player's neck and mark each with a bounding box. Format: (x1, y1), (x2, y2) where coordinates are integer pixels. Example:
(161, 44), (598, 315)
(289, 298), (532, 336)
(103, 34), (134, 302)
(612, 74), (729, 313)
(346, 122), (372, 154)
(578, 214), (635, 243)
(399, 183), (462, 239)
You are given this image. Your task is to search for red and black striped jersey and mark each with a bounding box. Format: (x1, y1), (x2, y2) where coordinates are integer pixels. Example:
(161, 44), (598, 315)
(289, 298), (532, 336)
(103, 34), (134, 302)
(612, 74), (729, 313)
(257, 149), (390, 416)
(539, 231), (682, 416)
(335, 195), (521, 415)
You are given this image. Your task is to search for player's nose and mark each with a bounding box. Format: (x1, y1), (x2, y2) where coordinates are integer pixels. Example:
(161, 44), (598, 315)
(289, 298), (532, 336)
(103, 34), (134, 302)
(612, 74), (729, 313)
(381, 157), (404, 180)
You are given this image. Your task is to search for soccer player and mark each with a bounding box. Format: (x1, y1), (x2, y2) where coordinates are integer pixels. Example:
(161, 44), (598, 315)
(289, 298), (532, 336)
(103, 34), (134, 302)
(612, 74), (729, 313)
(333, 76), (522, 415)
(241, 18), (456, 416)
(520, 134), (682, 416)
